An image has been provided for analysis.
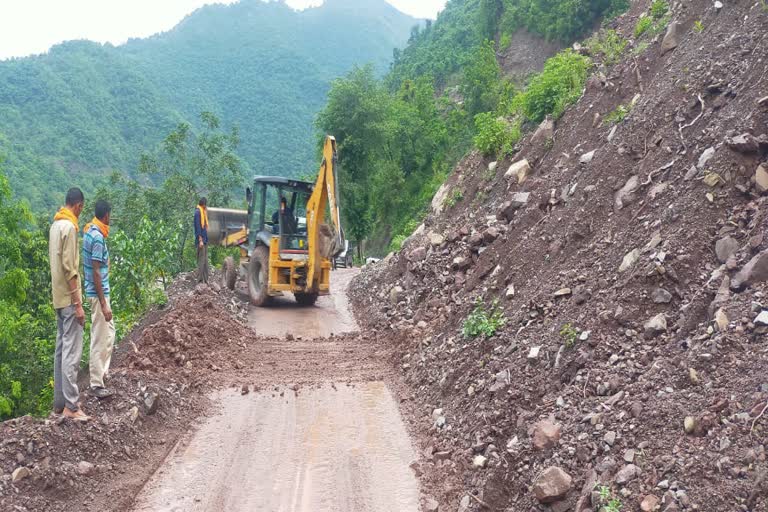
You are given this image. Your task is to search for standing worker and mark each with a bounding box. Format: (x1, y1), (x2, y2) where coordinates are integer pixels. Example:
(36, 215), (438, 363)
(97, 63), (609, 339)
(49, 187), (89, 421)
(194, 197), (209, 283)
(83, 200), (115, 399)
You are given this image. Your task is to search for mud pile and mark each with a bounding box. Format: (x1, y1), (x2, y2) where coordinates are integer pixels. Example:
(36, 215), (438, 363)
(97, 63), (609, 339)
(0, 284), (257, 512)
(352, 1), (768, 510)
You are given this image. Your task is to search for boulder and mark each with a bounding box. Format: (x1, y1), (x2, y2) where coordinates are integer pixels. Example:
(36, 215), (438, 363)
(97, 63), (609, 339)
(12, 466), (30, 482)
(531, 117), (555, 147)
(482, 227), (500, 244)
(428, 232), (445, 246)
(408, 247), (427, 263)
(652, 288), (673, 304)
(77, 461), (95, 476)
(431, 182), (451, 213)
(452, 256), (471, 271)
(641, 495), (660, 512)
(755, 164), (768, 194)
(531, 420), (562, 450)
(579, 150), (595, 164)
(533, 467), (573, 503)
(644, 314), (667, 338)
(614, 464), (640, 485)
(505, 159), (531, 184)
(468, 232), (484, 247)
(731, 249), (768, 290)
(715, 236), (739, 263)
(497, 192), (530, 221)
(488, 161), (498, 173)
(614, 175), (639, 210)
(698, 147), (716, 168)
(390, 286), (404, 306)
(726, 133), (760, 154)
(660, 22), (680, 55)
(618, 248), (640, 272)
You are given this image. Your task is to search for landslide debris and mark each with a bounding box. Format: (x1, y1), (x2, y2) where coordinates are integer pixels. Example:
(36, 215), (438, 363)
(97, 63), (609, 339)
(351, 0), (768, 510)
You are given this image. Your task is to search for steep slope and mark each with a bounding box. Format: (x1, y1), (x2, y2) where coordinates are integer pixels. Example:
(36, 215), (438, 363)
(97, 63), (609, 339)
(0, 0), (418, 209)
(352, 0), (768, 510)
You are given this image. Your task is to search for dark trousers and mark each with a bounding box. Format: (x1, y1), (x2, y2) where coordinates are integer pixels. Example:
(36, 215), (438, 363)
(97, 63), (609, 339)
(197, 244), (209, 283)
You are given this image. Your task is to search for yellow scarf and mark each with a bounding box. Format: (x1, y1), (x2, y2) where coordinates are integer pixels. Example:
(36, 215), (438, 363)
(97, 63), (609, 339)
(53, 207), (79, 232)
(84, 217), (110, 238)
(197, 205), (209, 230)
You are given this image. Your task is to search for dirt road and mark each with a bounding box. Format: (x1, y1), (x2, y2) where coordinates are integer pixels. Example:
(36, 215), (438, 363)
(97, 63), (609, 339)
(130, 268), (420, 512)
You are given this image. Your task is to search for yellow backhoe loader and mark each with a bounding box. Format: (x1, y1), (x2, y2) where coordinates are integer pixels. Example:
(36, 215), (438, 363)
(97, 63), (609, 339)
(206, 135), (344, 306)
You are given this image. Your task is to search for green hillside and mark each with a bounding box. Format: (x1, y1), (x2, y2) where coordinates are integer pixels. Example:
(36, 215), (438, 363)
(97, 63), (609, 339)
(0, 0), (417, 209)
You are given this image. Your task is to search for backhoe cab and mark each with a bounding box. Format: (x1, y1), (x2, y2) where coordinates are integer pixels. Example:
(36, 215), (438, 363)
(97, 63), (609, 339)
(208, 136), (344, 306)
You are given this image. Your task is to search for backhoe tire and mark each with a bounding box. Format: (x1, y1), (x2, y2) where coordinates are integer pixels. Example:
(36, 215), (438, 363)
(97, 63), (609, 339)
(222, 256), (237, 290)
(295, 292), (319, 307)
(248, 246), (271, 306)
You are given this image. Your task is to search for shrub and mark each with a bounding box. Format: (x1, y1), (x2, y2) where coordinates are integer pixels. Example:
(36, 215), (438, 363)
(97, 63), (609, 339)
(445, 189), (464, 208)
(650, 0), (669, 19)
(604, 104), (630, 124)
(634, 16), (653, 37)
(474, 112), (521, 157)
(586, 29), (627, 66)
(693, 20), (704, 33)
(559, 323), (579, 348)
(522, 50), (591, 123)
(462, 298), (507, 338)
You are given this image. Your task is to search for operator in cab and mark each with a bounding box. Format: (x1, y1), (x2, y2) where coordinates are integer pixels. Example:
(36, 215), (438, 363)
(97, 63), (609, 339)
(271, 196), (297, 234)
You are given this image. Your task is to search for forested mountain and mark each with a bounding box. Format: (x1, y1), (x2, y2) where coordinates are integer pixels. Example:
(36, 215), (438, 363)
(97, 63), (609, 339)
(0, 0), (418, 209)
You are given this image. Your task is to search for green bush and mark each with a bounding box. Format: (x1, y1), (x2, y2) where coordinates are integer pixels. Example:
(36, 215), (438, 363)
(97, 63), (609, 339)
(474, 112), (522, 157)
(604, 104), (631, 124)
(634, 16), (653, 37)
(522, 50), (591, 123)
(650, 0), (669, 19)
(559, 323), (579, 348)
(445, 189), (464, 209)
(462, 298), (507, 338)
(586, 29), (628, 66)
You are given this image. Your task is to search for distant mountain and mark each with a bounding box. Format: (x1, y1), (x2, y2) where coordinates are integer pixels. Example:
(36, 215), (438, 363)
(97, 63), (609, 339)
(0, 0), (418, 209)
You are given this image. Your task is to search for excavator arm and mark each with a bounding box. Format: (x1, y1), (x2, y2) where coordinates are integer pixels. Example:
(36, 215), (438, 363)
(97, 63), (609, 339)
(306, 135), (344, 289)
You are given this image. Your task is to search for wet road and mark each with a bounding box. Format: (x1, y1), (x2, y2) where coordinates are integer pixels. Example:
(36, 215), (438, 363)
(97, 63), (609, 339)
(130, 268), (420, 512)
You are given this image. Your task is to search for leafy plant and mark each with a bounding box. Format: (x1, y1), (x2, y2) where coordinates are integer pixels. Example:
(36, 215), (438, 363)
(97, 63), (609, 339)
(445, 189), (464, 209)
(586, 29), (628, 66)
(693, 20), (705, 33)
(596, 485), (623, 512)
(560, 323), (579, 348)
(634, 15), (653, 37)
(474, 113), (522, 157)
(650, 0), (669, 19)
(604, 104), (631, 124)
(462, 298), (507, 339)
(522, 50), (591, 123)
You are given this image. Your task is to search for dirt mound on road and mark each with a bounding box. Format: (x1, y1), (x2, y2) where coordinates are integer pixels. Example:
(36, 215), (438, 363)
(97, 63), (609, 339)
(351, 1), (768, 510)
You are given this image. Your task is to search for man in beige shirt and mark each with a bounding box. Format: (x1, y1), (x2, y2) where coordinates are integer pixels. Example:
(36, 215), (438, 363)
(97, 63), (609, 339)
(49, 187), (89, 421)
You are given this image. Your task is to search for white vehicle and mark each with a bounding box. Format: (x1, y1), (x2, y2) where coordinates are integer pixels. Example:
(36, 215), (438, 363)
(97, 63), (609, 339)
(334, 240), (353, 269)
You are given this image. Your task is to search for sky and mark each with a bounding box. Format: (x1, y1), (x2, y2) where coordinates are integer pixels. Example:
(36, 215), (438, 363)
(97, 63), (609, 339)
(0, 0), (446, 60)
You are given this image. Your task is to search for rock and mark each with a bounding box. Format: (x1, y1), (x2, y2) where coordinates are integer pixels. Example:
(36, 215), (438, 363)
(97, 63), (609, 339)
(619, 249), (640, 272)
(714, 308), (728, 332)
(731, 249), (768, 290)
(652, 288), (673, 304)
(533, 467), (573, 503)
(698, 147), (716, 168)
(660, 22), (680, 55)
(614, 175), (639, 210)
(457, 495), (471, 512)
(630, 402), (643, 418)
(129, 406), (140, 423)
(726, 133), (760, 154)
(689, 368), (700, 385)
(424, 497), (439, 512)
(390, 286), (404, 306)
(452, 256), (471, 271)
(505, 285), (515, 298)
(532, 420), (562, 450)
(531, 117), (555, 147)
(488, 161), (498, 173)
(614, 464), (640, 485)
(554, 287), (572, 297)
(505, 159), (531, 184)
(468, 232), (484, 247)
(715, 236), (739, 263)
(482, 227), (500, 244)
(428, 232), (445, 246)
(755, 165), (768, 194)
(603, 431), (617, 446)
(580, 150), (595, 164)
(77, 461), (95, 476)
(641, 495), (660, 511)
(714, 0), (723, 10)
(12, 466), (30, 482)
(497, 192), (530, 221)
(755, 311), (768, 326)
(241, 384), (250, 395)
(431, 182), (451, 213)
(473, 455), (488, 468)
(528, 346), (542, 362)
(644, 314), (667, 338)
(623, 449), (635, 463)
(144, 392), (159, 415)
(408, 247), (427, 262)
(684, 416), (696, 434)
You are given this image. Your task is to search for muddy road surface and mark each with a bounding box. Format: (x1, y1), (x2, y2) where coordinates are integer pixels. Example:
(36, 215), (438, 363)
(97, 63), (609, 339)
(130, 268), (420, 512)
